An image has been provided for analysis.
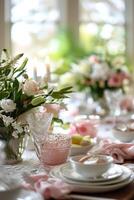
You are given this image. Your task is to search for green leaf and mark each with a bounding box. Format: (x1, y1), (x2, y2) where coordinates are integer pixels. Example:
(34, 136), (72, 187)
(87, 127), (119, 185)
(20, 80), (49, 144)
(0, 91), (10, 99)
(45, 88), (54, 97)
(5, 68), (11, 76)
(8, 53), (24, 67)
(15, 69), (26, 78)
(14, 58), (28, 73)
(31, 96), (45, 106)
(2, 49), (10, 59)
(52, 117), (63, 124)
(50, 86), (72, 99)
(0, 49), (9, 62)
(58, 86), (73, 93)
(13, 78), (19, 90)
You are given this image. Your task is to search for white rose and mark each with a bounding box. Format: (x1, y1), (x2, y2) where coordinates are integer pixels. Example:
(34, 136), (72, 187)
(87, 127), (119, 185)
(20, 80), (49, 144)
(23, 80), (39, 96)
(0, 99), (16, 112)
(72, 61), (91, 76)
(59, 72), (78, 86)
(0, 114), (14, 126)
(90, 63), (111, 80)
(12, 122), (23, 133)
(12, 131), (19, 138)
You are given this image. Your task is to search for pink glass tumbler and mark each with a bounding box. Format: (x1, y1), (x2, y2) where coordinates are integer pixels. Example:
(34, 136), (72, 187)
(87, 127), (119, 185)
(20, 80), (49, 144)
(40, 133), (71, 167)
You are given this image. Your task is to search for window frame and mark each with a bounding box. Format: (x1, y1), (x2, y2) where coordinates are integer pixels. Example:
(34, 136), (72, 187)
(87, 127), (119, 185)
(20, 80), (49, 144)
(0, 0), (11, 52)
(125, 0), (134, 66)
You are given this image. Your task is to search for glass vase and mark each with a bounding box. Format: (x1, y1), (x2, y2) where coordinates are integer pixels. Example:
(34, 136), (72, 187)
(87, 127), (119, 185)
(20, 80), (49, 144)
(104, 89), (123, 116)
(3, 136), (26, 164)
(96, 97), (110, 117)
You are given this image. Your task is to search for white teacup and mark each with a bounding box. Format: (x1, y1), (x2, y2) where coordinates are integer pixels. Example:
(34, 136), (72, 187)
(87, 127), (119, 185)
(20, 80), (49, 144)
(112, 123), (134, 142)
(69, 154), (113, 178)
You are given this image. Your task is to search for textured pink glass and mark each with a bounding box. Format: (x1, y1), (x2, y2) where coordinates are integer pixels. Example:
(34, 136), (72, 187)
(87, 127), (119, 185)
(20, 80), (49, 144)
(39, 133), (71, 166)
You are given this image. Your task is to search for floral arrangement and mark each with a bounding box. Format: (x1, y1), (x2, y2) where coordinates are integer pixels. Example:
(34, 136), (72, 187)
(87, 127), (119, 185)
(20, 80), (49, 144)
(0, 49), (72, 141)
(57, 55), (130, 100)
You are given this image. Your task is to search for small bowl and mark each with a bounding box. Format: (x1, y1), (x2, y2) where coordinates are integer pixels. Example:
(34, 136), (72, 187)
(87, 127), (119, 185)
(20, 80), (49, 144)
(69, 154), (113, 178)
(112, 125), (134, 142)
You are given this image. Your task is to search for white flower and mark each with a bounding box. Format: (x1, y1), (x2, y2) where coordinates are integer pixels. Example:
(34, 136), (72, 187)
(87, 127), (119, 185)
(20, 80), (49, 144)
(90, 63), (111, 80)
(12, 122), (23, 133)
(23, 125), (29, 133)
(59, 72), (79, 86)
(23, 79), (40, 96)
(0, 99), (16, 112)
(12, 131), (19, 138)
(72, 60), (91, 76)
(0, 114), (14, 126)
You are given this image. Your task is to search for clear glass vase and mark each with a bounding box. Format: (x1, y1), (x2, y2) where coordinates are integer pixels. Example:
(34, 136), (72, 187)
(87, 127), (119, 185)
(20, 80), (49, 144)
(104, 89), (123, 116)
(3, 136), (26, 164)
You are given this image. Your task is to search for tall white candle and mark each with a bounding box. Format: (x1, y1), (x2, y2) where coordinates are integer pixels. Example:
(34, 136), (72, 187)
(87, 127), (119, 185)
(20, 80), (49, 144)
(33, 65), (37, 81)
(44, 56), (51, 83)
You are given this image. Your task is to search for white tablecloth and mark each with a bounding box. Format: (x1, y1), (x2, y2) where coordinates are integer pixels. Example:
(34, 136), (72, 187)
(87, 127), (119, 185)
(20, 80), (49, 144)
(0, 150), (44, 200)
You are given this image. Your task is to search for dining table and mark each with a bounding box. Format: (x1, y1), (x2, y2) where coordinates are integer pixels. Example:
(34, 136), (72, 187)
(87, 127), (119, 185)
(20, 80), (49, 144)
(0, 118), (134, 200)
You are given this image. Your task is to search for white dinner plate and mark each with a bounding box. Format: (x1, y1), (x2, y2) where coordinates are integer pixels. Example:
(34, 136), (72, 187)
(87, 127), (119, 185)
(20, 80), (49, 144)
(50, 165), (133, 193)
(60, 163), (123, 182)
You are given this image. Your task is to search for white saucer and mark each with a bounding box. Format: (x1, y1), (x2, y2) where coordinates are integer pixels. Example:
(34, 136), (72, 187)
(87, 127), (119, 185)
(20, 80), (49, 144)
(50, 164), (133, 193)
(59, 165), (132, 186)
(60, 163), (123, 182)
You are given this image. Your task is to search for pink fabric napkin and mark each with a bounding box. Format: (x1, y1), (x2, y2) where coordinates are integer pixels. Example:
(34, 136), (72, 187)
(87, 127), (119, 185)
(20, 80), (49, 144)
(22, 174), (72, 200)
(88, 139), (134, 163)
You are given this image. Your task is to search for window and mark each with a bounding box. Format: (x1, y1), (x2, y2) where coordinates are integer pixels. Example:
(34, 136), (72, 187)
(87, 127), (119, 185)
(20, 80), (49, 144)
(79, 0), (126, 62)
(11, 0), (60, 60)
(11, 0), (60, 77)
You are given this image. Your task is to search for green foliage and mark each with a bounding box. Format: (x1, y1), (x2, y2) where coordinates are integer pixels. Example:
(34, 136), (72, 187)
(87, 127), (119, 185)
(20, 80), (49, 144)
(49, 28), (88, 63)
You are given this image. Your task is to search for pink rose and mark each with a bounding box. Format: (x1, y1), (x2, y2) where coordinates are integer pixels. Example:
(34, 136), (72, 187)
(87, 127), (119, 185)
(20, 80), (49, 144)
(108, 73), (123, 87)
(68, 120), (97, 138)
(43, 104), (65, 117)
(89, 55), (100, 63)
(108, 72), (129, 88)
(23, 79), (40, 96)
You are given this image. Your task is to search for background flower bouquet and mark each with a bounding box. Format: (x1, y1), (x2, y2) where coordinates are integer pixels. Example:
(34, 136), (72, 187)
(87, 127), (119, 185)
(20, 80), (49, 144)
(55, 54), (130, 116)
(57, 55), (130, 100)
(0, 49), (72, 163)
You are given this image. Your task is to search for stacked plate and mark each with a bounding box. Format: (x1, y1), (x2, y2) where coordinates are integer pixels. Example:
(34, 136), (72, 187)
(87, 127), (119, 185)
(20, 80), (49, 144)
(50, 163), (134, 193)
